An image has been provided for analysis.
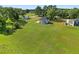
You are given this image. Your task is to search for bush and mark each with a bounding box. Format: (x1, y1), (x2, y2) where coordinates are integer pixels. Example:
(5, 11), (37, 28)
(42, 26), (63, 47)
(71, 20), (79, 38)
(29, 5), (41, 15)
(15, 22), (21, 29)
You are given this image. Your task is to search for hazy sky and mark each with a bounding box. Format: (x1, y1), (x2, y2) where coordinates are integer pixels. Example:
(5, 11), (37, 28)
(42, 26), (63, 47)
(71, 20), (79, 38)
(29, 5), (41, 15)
(1, 5), (79, 9)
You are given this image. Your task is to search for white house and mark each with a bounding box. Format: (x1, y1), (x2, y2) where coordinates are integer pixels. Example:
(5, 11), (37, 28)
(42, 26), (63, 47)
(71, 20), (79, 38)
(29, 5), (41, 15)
(64, 19), (79, 26)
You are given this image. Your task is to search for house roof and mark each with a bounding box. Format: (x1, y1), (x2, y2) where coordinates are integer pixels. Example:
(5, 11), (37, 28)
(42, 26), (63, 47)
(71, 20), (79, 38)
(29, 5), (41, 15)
(63, 19), (79, 21)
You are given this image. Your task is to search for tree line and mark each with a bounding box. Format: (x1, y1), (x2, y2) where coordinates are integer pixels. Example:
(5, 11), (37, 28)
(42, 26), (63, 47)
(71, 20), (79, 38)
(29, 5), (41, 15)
(0, 6), (29, 34)
(35, 5), (79, 21)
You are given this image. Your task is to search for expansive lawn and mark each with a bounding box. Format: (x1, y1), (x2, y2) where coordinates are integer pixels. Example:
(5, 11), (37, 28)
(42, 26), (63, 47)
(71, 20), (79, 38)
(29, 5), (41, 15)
(0, 14), (79, 54)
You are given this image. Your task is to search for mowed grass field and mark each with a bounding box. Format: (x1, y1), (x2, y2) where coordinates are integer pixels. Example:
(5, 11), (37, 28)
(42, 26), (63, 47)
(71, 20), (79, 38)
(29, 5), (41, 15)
(0, 14), (79, 54)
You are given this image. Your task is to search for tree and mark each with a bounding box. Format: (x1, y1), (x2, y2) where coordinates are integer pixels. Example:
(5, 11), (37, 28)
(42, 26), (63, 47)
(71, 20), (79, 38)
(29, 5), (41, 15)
(68, 8), (79, 19)
(25, 9), (30, 13)
(5, 18), (14, 34)
(0, 6), (27, 34)
(46, 5), (57, 21)
(35, 6), (42, 16)
(43, 5), (48, 16)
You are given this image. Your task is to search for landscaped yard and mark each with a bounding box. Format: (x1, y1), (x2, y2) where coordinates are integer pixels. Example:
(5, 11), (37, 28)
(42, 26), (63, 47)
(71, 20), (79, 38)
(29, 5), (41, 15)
(0, 14), (79, 54)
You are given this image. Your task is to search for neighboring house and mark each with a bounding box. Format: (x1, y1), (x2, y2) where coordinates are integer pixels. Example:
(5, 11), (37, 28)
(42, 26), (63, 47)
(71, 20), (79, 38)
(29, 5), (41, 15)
(74, 19), (79, 26)
(64, 19), (79, 26)
(24, 16), (29, 20)
(39, 17), (49, 24)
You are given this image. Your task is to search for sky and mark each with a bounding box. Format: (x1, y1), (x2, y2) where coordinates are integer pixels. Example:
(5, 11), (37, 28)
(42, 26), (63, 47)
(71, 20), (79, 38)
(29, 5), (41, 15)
(1, 5), (79, 9)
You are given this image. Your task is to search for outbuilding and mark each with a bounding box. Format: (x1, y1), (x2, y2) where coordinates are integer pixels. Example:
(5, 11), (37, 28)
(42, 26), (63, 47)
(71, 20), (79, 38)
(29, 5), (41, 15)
(39, 17), (49, 24)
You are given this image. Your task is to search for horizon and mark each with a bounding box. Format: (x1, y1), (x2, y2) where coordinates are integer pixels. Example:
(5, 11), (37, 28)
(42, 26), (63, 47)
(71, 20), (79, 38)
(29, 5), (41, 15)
(1, 5), (79, 9)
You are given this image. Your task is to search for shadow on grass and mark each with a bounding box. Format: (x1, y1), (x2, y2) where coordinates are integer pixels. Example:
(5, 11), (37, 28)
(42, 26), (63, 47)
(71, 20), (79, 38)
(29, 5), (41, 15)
(2, 30), (15, 36)
(48, 21), (53, 24)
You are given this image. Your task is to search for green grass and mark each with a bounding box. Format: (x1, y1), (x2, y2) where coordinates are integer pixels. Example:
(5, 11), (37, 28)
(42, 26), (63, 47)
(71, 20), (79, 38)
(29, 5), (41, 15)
(0, 14), (79, 53)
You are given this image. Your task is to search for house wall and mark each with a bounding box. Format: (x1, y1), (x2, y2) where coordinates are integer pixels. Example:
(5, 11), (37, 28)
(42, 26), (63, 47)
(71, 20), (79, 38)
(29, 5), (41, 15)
(74, 20), (79, 26)
(40, 17), (49, 24)
(65, 19), (74, 26)
(69, 20), (74, 26)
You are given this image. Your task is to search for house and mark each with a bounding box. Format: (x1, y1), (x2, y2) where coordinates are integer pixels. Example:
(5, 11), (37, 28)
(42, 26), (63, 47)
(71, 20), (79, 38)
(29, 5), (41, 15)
(39, 17), (49, 24)
(74, 19), (79, 26)
(65, 19), (79, 26)
(24, 16), (29, 19)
